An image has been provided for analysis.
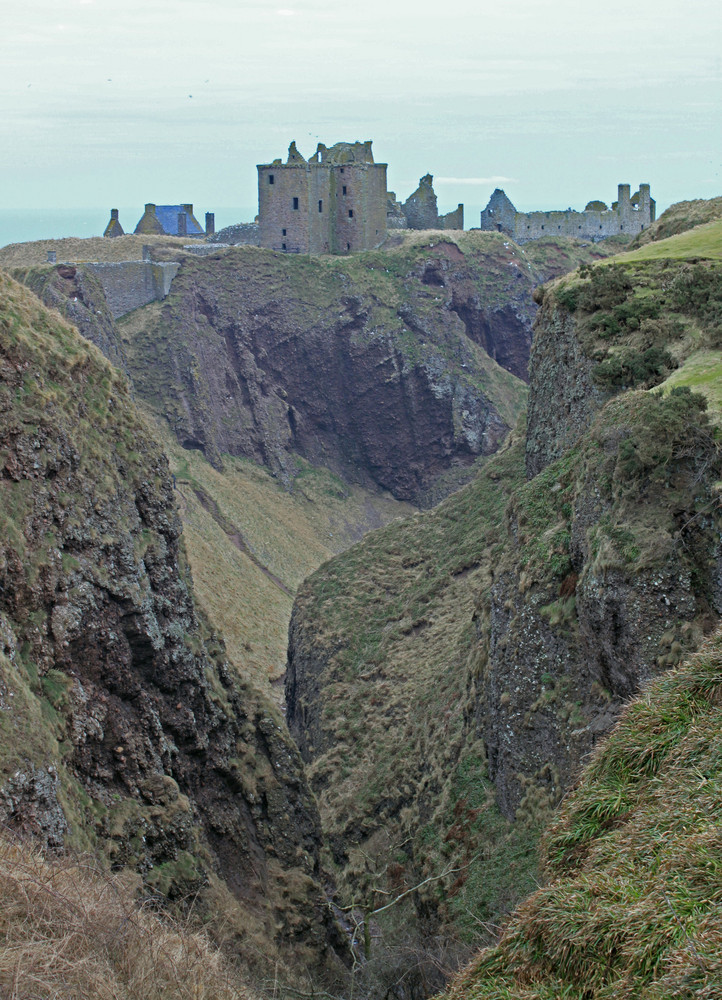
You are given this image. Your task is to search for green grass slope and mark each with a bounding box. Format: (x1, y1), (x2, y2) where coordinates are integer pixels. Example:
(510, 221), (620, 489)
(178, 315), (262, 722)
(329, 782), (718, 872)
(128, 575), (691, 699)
(445, 627), (722, 1000)
(153, 419), (414, 695)
(287, 203), (722, 995)
(628, 196), (722, 249)
(614, 217), (722, 263)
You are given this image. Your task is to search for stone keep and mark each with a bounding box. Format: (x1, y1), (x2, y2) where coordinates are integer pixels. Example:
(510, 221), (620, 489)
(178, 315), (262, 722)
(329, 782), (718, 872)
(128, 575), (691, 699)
(480, 184), (655, 242)
(258, 141), (388, 255)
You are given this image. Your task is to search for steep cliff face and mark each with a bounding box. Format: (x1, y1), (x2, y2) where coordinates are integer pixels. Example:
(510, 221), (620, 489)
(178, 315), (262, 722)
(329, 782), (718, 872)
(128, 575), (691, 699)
(445, 628), (722, 1000)
(283, 223), (722, 988)
(0, 272), (342, 976)
(119, 237), (530, 504)
(11, 263), (129, 374)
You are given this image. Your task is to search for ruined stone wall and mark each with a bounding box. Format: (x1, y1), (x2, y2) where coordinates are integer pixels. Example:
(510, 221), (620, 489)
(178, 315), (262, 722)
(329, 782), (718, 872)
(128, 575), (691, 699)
(403, 175), (439, 229)
(206, 222), (260, 246)
(440, 205), (464, 230)
(481, 184), (655, 243)
(83, 261), (180, 318)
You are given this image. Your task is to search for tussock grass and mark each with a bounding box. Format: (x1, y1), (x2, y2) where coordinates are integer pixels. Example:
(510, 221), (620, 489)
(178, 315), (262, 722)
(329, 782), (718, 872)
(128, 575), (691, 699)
(0, 833), (250, 999)
(444, 629), (722, 1000)
(292, 425), (534, 943)
(151, 419), (414, 693)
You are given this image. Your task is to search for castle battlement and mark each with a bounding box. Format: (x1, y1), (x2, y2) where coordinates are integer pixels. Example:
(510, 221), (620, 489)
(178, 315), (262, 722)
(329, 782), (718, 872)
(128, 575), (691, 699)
(480, 184), (655, 243)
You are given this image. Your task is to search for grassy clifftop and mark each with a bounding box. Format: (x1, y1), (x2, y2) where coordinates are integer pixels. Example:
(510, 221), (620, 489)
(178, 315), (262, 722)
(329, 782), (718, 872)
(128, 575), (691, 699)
(284, 205), (722, 995)
(446, 627), (722, 1000)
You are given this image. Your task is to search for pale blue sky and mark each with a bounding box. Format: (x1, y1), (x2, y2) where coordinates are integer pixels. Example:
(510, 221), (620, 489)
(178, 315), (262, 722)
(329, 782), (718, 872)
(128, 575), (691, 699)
(1, 0), (720, 239)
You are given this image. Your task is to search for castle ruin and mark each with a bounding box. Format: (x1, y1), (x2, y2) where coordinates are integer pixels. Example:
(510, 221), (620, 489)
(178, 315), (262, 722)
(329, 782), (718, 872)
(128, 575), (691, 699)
(387, 174), (463, 231)
(257, 141), (388, 254)
(479, 183), (655, 242)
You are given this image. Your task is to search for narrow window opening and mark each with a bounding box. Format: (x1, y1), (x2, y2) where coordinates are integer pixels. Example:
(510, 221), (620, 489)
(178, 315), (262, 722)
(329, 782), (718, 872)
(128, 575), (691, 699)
(318, 200), (323, 212)
(599, 225), (603, 230)
(340, 167), (345, 174)
(342, 185), (347, 195)
(293, 197), (299, 210)
(348, 209), (354, 218)
(282, 242), (286, 250)
(282, 228), (287, 236)
(541, 225), (544, 230)
(346, 242), (350, 250)
(269, 174), (274, 184)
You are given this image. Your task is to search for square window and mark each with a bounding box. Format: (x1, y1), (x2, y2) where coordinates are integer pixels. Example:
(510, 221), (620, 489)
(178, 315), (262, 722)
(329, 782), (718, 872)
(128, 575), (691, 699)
(293, 197), (299, 210)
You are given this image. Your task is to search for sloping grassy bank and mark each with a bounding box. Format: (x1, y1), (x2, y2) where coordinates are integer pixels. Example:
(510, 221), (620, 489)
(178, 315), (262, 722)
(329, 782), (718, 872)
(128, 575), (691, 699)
(445, 627), (722, 1000)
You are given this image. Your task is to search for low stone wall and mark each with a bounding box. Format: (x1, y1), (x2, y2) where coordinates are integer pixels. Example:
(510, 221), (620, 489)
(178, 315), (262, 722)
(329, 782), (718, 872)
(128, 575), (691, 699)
(83, 261), (180, 318)
(207, 222), (261, 245)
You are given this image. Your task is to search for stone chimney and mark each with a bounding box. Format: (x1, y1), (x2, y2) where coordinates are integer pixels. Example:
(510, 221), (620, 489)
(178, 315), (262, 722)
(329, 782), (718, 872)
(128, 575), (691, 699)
(205, 212), (215, 236)
(177, 212), (187, 237)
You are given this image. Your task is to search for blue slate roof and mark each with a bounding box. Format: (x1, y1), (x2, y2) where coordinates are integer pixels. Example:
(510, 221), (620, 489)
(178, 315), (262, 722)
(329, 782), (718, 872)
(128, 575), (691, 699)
(154, 205), (204, 235)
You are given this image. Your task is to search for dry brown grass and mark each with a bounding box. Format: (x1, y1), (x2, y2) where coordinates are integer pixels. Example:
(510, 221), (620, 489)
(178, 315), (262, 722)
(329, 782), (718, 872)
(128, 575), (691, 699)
(0, 832), (252, 1000)
(0, 234), (198, 268)
(149, 417), (414, 695)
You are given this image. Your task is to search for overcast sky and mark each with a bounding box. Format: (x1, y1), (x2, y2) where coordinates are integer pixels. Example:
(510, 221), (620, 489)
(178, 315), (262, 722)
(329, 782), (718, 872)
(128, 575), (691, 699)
(2, 0), (720, 236)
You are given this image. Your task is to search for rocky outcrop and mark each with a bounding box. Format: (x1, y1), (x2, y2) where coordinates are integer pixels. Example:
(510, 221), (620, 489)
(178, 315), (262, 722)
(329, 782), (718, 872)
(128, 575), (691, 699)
(121, 240), (532, 504)
(524, 297), (606, 477)
(282, 247), (722, 982)
(484, 387), (722, 817)
(12, 263), (129, 372)
(0, 272), (342, 974)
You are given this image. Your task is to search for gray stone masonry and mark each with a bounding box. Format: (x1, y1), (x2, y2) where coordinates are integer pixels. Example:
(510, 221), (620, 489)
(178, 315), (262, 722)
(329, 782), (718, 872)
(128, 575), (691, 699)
(258, 140), (388, 254)
(480, 183), (655, 242)
(83, 261), (180, 318)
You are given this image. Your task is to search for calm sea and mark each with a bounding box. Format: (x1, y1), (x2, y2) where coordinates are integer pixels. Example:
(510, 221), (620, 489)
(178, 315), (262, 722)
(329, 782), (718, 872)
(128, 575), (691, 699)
(0, 207), (256, 249)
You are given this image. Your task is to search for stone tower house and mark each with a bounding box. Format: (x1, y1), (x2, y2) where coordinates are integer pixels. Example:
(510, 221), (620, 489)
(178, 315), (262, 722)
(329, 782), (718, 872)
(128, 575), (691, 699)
(258, 141), (388, 255)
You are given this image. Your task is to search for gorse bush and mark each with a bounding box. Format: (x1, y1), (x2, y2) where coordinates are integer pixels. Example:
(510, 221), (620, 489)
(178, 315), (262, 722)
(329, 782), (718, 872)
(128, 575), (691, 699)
(592, 346), (676, 389)
(668, 263), (722, 336)
(610, 386), (715, 486)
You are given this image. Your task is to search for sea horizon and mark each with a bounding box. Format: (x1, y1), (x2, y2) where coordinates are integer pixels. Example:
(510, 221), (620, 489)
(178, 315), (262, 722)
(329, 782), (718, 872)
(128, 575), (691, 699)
(0, 206), (257, 249)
